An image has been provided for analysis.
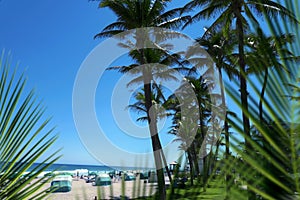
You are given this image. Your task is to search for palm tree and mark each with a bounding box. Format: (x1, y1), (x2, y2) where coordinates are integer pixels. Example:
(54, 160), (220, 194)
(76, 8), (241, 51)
(0, 52), (60, 199)
(196, 27), (238, 164)
(167, 75), (214, 190)
(188, 76), (214, 190)
(127, 83), (173, 183)
(95, 0), (190, 38)
(94, 1), (190, 198)
(173, 64), (300, 199)
(182, 4), (297, 197)
(172, 122), (198, 186)
(196, 28), (244, 196)
(166, 84), (200, 187)
(245, 28), (296, 122)
(182, 0), (298, 157)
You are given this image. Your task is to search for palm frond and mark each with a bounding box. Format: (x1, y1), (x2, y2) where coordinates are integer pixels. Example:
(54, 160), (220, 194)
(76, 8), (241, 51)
(0, 52), (60, 199)
(248, 0), (299, 24)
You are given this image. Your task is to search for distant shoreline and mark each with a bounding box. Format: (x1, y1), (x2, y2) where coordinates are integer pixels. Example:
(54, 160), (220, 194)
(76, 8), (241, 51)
(21, 163), (157, 180)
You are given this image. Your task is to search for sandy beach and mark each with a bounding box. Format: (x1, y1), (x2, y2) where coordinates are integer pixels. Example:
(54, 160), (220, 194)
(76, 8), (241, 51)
(33, 176), (159, 200)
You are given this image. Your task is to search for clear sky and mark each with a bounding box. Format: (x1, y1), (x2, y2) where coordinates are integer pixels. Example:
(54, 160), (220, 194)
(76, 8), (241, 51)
(0, 0), (110, 165)
(0, 0), (246, 167)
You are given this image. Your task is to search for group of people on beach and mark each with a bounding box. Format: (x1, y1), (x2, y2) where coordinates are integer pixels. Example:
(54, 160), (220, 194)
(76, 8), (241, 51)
(110, 171), (122, 182)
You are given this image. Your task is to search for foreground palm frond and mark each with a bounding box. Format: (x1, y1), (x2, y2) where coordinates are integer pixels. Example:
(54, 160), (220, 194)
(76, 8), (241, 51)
(0, 52), (60, 199)
(223, 68), (299, 199)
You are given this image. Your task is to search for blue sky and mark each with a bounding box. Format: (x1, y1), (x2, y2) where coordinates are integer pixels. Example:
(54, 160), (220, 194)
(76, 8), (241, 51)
(0, 0), (116, 165)
(0, 0), (207, 166)
(0, 0), (274, 167)
(0, 0), (103, 164)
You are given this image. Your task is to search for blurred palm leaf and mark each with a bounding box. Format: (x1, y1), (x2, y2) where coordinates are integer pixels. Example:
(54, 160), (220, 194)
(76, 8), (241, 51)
(0, 52), (60, 199)
(219, 61), (299, 199)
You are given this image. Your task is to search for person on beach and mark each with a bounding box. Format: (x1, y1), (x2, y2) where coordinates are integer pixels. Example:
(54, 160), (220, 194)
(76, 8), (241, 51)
(117, 171), (122, 182)
(113, 174), (117, 182)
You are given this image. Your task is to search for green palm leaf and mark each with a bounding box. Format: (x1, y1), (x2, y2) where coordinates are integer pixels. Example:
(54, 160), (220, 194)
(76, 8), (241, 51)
(0, 52), (60, 199)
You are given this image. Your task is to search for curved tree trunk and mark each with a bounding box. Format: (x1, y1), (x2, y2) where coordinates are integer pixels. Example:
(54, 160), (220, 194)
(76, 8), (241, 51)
(141, 47), (166, 199)
(187, 150), (194, 186)
(259, 68), (268, 122)
(199, 105), (208, 191)
(191, 140), (200, 177)
(217, 67), (228, 156)
(218, 67), (231, 197)
(162, 154), (172, 183)
(236, 5), (250, 154)
(224, 114), (231, 199)
(144, 81), (166, 200)
(236, 4), (254, 200)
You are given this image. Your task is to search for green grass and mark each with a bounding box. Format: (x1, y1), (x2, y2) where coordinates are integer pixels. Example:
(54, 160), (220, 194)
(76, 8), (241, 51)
(167, 180), (225, 200)
(171, 187), (224, 199)
(132, 176), (253, 200)
(133, 179), (244, 200)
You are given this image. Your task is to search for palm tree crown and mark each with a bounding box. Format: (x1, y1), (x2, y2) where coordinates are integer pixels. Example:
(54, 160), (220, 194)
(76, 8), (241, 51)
(95, 0), (190, 39)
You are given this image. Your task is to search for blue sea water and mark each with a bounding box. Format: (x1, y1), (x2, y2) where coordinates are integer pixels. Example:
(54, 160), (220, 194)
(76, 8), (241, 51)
(28, 163), (113, 172)
(27, 163), (153, 174)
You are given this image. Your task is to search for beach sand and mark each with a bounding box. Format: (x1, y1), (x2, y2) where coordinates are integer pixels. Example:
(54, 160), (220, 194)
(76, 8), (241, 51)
(33, 176), (159, 200)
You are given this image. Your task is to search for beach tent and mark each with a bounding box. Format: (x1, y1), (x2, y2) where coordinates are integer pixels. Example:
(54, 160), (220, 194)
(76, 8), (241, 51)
(94, 174), (111, 186)
(124, 172), (136, 181)
(137, 171), (148, 180)
(50, 175), (72, 192)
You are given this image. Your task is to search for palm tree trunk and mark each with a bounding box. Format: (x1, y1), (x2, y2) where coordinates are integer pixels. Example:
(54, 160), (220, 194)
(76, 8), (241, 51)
(224, 116), (230, 158)
(236, 7), (251, 153)
(224, 116), (230, 192)
(217, 67), (229, 156)
(142, 67), (166, 200)
(187, 149), (194, 186)
(137, 32), (166, 198)
(259, 68), (268, 122)
(191, 140), (200, 177)
(236, 5), (254, 200)
(213, 139), (221, 170)
(163, 156), (172, 183)
(199, 106), (208, 190)
(224, 114), (231, 199)
(219, 66), (231, 197)
(202, 155), (208, 192)
(198, 105), (207, 191)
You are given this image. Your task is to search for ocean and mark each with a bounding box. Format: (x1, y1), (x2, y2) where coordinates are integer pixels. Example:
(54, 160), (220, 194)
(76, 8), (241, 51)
(28, 163), (114, 172)
(26, 163), (154, 177)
